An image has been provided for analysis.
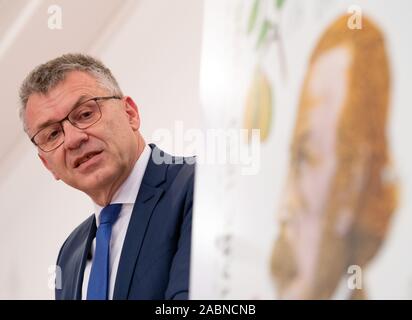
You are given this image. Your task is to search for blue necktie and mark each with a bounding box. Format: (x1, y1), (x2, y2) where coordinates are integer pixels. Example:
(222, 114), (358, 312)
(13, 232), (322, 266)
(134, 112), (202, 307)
(87, 203), (122, 300)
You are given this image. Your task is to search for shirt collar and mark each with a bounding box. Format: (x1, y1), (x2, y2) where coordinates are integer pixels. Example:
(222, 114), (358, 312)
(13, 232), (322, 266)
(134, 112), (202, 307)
(94, 144), (152, 225)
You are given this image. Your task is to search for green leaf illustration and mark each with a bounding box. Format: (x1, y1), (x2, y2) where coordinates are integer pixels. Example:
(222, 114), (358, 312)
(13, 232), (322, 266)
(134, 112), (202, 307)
(256, 19), (271, 49)
(248, 0), (261, 33)
(276, 0), (286, 10)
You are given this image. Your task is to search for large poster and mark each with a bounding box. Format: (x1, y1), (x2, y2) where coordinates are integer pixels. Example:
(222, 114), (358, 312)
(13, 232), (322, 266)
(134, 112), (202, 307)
(191, 0), (412, 299)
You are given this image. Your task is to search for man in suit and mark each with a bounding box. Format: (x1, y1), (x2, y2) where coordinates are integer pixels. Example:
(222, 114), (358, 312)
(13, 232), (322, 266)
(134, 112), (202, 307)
(19, 53), (195, 300)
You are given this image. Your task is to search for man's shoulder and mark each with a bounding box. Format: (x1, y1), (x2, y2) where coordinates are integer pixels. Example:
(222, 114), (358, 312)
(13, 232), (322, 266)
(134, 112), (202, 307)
(166, 154), (196, 181)
(149, 144), (196, 167)
(147, 144), (195, 187)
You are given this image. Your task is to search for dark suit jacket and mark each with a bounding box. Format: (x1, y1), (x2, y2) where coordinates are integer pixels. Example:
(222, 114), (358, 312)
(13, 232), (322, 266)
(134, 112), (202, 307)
(55, 144), (195, 300)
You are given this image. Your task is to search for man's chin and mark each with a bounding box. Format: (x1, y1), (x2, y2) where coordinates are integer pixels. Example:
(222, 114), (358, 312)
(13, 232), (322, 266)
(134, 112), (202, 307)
(65, 167), (113, 193)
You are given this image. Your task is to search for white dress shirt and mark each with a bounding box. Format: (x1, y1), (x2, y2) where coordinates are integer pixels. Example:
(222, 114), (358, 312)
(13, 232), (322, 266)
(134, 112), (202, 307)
(81, 144), (151, 300)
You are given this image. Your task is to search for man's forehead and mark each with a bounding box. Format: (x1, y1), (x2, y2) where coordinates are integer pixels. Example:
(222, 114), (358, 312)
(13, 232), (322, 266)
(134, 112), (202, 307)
(25, 71), (101, 132)
(42, 71), (99, 98)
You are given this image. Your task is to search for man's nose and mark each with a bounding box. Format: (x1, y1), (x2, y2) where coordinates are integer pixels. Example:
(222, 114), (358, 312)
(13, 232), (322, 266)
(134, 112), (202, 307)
(62, 120), (88, 150)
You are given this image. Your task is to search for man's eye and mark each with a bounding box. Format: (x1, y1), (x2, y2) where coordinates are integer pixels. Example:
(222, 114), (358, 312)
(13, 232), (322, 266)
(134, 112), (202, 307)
(297, 148), (309, 164)
(47, 129), (61, 141)
(79, 110), (94, 120)
(291, 146), (312, 173)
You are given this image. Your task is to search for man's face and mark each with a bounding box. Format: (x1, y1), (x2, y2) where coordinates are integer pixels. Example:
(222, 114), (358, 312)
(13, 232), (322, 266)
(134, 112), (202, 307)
(272, 46), (352, 299)
(25, 71), (141, 199)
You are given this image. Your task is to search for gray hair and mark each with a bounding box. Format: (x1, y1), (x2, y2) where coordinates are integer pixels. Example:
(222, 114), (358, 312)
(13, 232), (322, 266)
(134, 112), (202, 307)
(19, 53), (123, 132)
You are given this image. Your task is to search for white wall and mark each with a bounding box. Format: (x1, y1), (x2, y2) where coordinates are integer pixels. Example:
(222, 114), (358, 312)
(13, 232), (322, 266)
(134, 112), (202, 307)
(0, 0), (203, 299)
(99, 0), (203, 153)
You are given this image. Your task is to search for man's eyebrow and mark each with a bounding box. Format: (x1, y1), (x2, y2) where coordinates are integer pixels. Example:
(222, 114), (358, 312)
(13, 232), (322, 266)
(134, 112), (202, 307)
(34, 94), (91, 133)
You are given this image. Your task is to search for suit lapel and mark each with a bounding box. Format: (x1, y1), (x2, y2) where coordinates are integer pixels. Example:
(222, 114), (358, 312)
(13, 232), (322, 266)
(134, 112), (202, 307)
(61, 216), (96, 299)
(113, 144), (167, 299)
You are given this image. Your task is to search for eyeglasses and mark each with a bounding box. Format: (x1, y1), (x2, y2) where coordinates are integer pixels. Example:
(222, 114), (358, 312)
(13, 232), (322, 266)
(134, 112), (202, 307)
(30, 96), (121, 152)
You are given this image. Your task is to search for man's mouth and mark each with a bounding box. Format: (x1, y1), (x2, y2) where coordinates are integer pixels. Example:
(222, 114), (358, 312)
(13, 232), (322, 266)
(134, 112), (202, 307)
(73, 151), (103, 168)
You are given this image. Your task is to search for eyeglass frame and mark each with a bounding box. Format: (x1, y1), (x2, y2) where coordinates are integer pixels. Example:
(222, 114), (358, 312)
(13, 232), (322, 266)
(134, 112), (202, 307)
(30, 95), (122, 152)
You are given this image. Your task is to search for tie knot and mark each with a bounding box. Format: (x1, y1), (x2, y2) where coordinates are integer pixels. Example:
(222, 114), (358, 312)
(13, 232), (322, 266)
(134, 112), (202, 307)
(99, 203), (122, 225)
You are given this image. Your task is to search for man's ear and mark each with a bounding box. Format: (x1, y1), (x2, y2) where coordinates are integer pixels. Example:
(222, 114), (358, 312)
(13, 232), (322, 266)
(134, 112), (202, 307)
(124, 96), (140, 131)
(38, 153), (60, 180)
